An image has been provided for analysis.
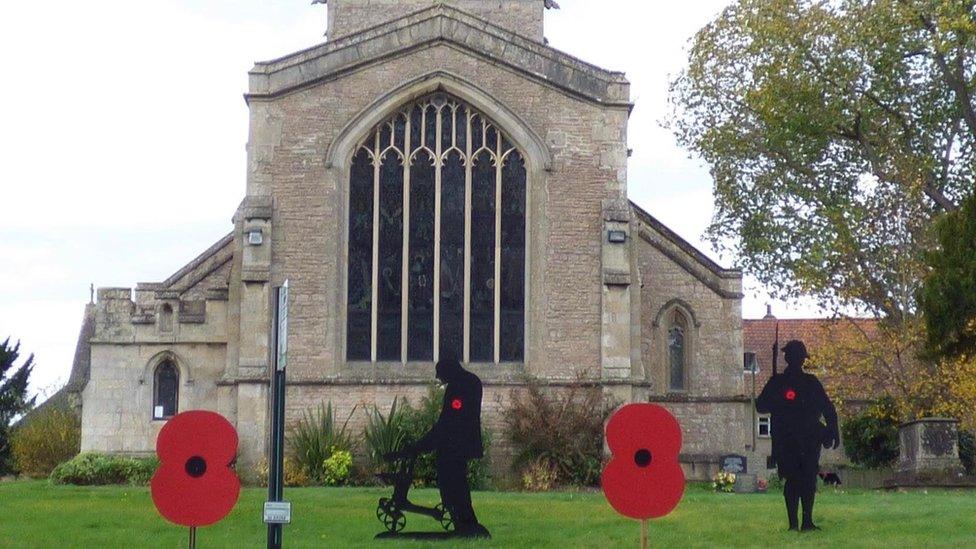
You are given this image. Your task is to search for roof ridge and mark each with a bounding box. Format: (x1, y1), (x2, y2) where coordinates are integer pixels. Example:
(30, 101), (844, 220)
(256, 4), (626, 81)
(743, 317), (878, 322)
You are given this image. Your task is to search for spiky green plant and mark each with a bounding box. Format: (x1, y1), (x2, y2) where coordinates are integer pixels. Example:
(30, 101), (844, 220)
(286, 403), (355, 484)
(363, 397), (409, 472)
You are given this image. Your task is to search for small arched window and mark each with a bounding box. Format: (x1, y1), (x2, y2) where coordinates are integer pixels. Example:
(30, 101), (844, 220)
(160, 303), (174, 332)
(668, 311), (687, 391)
(153, 360), (179, 419)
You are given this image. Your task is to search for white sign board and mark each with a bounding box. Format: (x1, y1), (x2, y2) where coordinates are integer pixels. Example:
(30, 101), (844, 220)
(263, 501), (292, 524)
(276, 280), (289, 371)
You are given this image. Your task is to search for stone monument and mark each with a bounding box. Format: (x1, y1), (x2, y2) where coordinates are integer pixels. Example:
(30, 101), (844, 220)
(885, 418), (976, 489)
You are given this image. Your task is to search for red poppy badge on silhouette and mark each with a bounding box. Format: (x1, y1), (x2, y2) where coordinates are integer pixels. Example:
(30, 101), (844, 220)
(601, 403), (685, 519)
(151, 410), (240, 527)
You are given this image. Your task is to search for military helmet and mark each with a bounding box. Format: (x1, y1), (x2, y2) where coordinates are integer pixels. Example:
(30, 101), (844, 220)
(783, 339), (809, 364)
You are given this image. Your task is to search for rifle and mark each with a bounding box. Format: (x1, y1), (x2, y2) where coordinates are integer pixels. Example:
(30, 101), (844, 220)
(766, 320), (781, 470)
(771, 321), (780, 377)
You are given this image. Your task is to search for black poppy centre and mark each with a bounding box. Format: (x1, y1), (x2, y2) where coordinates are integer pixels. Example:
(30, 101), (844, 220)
(185, 456), (207, 478)
(634, 448), (653, 468)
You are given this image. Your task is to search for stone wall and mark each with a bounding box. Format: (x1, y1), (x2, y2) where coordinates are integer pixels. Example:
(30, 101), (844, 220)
(245, 41), (630, 384)
(82, 277), (233, 456)
(327, 0), (546, 41)
(635, 212), (743, 398)
(82, 341), (232, 455)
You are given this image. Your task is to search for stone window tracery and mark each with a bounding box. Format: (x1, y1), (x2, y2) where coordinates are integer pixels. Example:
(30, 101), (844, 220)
(346, 93), (526, 364)
(153, 360), (179, 419)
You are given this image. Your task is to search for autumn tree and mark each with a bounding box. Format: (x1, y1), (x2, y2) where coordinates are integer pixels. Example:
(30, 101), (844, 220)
(669, 0), (976, 419)
(810, 316), (976, 429)
(669, 0), (971, 319)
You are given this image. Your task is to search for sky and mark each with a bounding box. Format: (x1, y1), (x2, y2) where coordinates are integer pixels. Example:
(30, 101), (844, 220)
(0, 0), (823, 399)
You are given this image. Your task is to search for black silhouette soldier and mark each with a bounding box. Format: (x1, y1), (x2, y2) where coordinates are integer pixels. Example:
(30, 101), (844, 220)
(756, 340), (839, 532)
(387, 358), (490, 538)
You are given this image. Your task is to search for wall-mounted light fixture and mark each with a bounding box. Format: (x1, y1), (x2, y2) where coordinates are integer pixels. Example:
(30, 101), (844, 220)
(247, 229), (264, 246)
(607, 230), (628, 244)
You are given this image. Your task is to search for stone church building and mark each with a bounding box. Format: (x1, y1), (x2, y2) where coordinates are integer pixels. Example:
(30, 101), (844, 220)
(73, 1), (748, 480)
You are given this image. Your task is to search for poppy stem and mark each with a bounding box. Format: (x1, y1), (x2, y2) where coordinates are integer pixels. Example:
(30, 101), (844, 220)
(189, 526), (196, 549)
(640, 519), (648, 549)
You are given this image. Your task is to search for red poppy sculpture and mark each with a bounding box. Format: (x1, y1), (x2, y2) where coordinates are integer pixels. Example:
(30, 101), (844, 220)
(602, 403), (685, 520)
(151, 411), (241, 528)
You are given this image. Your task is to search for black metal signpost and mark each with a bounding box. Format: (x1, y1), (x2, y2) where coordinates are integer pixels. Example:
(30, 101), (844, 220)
(266, 280), (290, 549)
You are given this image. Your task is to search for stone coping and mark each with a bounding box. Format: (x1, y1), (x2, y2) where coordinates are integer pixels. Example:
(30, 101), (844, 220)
(899, 417), (959, 428)
(631, 201), (741, 280)
(247, 4), (629, 106)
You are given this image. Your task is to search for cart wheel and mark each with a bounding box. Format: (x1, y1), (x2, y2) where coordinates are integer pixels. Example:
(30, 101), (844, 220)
(434, 503), (454, 532)
(377, 498), (396, 523)
(377, 497), (405, 533)
(375, 502), (386, 524)
(382, 509), (406, 533)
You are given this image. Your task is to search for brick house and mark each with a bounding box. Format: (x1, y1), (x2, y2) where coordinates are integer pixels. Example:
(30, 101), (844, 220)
(68, 1), (748, 481)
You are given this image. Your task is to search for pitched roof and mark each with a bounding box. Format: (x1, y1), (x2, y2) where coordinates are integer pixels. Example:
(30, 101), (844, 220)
(136, 232), (234, 299)
(247, 4), (630, 106)
(743, 316), (882, 401)
(630, 201), (742, 300)
(630, 201), (740, 279)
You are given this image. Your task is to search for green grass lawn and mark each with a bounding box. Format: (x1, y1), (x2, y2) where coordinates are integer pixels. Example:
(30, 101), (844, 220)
(1, 481), (975, 548)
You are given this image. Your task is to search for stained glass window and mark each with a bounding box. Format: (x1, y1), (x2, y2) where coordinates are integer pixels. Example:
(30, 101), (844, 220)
(376, 148), (403, 361)
(469, 150), (495, 362)
(408, 149), (435, 361)
(153, 361), (179, 419)
(346, 93), (527, 364)
(439, 150), (465, 361)
(346, 148), (373, 361)
(668, 312), (687, 391)
(500, 148), (526, 362)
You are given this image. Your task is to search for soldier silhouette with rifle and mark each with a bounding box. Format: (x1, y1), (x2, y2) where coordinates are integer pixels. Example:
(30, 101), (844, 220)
(757, 337), (839, 532)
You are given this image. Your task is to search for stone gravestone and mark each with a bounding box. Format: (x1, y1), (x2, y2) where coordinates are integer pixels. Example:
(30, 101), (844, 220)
(886, 418), (976, 488)
(722, 454), (757, 493)
(721, 454), (747, 475)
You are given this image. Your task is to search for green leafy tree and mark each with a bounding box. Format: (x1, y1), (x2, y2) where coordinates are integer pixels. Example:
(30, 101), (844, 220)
(669, 0), (972, 321)
(841, 396), (901, 469)
(1, 338), (36, 474)
(920, 193), (976, 360)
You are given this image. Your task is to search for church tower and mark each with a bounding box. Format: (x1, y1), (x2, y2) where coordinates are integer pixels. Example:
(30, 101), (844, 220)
(323, 0), (549, 41)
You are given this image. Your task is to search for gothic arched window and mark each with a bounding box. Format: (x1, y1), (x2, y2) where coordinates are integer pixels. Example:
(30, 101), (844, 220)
(668, 311), (687, 391)
(346, 93), (526, 364)
(153, 360), (179, 419)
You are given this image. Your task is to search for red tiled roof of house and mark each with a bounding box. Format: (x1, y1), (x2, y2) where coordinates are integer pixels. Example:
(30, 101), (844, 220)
(743, 314), (881, 402)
